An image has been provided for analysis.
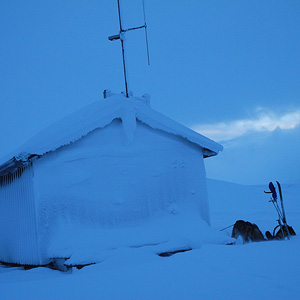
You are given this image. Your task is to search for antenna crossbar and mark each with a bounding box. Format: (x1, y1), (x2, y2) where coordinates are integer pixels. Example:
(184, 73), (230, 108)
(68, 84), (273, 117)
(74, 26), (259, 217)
(123, 25), (146, 33)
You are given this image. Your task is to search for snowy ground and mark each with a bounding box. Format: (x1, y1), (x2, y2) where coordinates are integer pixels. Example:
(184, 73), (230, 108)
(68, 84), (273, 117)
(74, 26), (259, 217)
(1, 179), (300, 300)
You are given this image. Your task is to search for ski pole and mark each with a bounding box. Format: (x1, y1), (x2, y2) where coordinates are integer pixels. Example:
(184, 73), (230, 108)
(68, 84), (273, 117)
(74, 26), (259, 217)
(220, 224), (234, 231)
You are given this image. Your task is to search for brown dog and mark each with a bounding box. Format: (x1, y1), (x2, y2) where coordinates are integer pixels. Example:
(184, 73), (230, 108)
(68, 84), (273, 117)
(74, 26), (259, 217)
(231, 220), (265, 243)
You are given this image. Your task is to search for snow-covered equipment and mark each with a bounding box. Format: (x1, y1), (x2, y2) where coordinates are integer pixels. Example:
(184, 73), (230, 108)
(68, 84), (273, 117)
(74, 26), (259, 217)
(108, 0), (150, 98)
(265, 224), (296, 241)
(264, 181), (296, 240)
(0, 94), (223, 267)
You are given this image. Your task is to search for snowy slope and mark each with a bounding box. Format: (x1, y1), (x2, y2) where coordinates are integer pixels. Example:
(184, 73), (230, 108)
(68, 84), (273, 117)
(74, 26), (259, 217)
(1, 179), (300, 300)
(208, 179), (300, 235)
(205, 126), (300, 185)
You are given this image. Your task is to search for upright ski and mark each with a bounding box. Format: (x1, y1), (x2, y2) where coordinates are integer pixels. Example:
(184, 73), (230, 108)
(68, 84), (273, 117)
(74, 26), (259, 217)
(264, 181), (295, 240)
(276, 181), (287, 224)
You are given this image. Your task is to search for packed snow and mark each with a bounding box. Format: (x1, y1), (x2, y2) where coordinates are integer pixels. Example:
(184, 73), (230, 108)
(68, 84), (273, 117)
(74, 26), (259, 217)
(1, 179), (299, 300)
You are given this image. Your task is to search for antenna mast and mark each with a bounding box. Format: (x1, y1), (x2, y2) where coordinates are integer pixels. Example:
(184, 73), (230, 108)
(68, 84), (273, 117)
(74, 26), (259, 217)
(108, 0), (150, 98)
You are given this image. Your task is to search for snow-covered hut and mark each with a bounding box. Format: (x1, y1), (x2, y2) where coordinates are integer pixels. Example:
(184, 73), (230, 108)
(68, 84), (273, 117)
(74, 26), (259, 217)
(0, 94), (223, 266)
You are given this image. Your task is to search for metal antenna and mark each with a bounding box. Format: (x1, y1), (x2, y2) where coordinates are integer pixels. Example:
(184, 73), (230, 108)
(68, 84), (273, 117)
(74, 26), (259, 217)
(142, 0), (150, 65)
(108, 0), (150, 98)
(117, 0), (129, 98)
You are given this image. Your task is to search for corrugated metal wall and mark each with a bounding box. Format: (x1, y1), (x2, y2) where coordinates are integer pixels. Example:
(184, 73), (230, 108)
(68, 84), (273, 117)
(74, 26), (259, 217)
(0, 165), (41, 265)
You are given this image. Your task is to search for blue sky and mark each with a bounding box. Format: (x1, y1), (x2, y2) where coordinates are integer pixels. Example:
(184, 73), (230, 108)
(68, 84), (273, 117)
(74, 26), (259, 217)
(1, 1), (299, 184)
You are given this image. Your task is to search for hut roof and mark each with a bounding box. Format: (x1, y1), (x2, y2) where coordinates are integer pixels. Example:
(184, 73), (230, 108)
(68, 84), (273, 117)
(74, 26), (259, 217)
(0, 94), (222, 176)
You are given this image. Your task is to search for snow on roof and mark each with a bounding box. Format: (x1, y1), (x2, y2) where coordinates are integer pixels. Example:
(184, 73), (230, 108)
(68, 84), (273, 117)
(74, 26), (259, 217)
(0, 94), (222, 170)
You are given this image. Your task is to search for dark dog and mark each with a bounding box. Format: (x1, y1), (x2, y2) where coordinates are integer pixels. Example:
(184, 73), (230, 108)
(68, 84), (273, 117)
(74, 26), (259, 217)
(232, 220), (265, 243)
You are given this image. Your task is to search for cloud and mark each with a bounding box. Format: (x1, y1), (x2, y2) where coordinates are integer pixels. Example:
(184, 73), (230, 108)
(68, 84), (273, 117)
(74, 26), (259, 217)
(204, 125), (300, 185)
(198, 108), (300, 184)
(192, 109), (300, 141)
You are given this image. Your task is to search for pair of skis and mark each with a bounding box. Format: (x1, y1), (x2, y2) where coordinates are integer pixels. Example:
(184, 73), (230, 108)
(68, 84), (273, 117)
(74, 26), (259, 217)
(264, 181), (292, 240)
